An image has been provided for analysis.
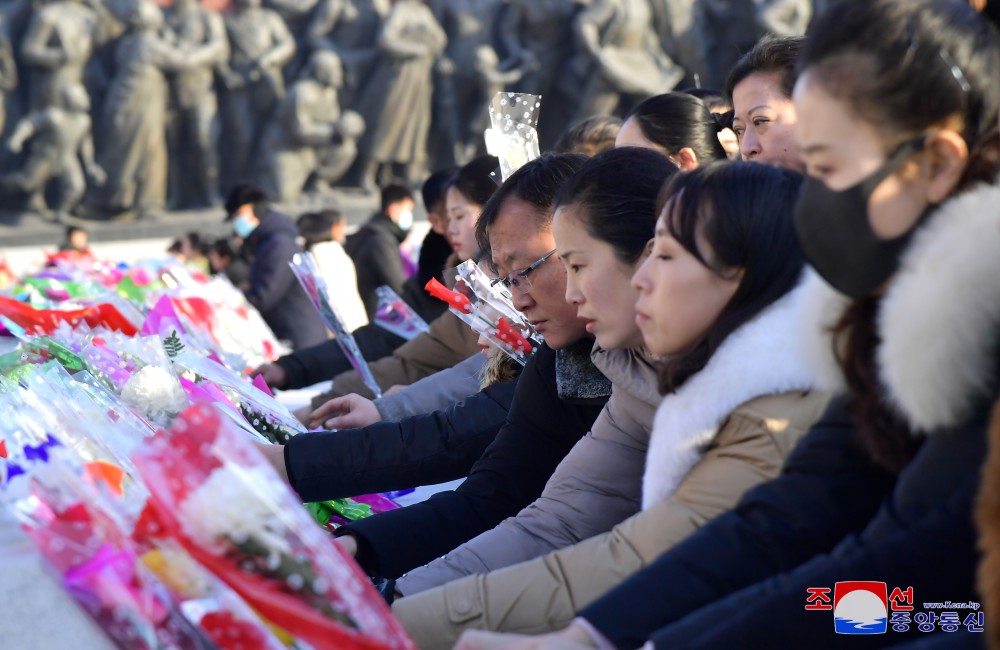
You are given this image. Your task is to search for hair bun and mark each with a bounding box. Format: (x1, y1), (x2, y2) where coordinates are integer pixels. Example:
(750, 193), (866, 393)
(713, 110), (734, 133)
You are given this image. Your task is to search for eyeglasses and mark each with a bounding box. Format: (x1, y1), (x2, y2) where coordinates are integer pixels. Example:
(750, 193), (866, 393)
(490, 249), (557, 294)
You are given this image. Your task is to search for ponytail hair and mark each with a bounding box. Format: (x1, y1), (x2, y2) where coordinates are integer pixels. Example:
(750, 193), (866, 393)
(624, 93), (728, 164)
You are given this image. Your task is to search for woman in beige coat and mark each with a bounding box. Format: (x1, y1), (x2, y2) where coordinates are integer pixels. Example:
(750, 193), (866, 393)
(395, 161), (829, 649)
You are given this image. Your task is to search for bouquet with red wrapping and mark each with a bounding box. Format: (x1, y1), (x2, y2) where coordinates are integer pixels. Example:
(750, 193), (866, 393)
(6, 459), (211, 649)
(133, 404), (416, 650)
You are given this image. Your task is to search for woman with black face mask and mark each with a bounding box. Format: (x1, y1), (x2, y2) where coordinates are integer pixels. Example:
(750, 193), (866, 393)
(455, 1), (1000, 648)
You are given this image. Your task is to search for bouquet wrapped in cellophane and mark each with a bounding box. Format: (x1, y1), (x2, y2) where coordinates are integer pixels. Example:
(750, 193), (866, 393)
(1, 410), (285, 650)
(425, 260), (542, 365)
(484, 92), (541, 183)
(6, 461), (213, 649)
(133, 403), (416, 650)
(373, 286), (429, 342)
(171, 349), (306, 444)
(0, 388), (234, 650)
(290, 252), (382, 399)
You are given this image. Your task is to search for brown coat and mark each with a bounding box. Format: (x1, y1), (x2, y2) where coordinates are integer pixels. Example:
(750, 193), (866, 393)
(393, 390), (829, 648)
(977, 397), (1000, 649)
(310, 309), (480, 405)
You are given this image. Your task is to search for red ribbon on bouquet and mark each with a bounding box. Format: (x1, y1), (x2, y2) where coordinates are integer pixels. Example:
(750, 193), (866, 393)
(0, 295), (138, 336)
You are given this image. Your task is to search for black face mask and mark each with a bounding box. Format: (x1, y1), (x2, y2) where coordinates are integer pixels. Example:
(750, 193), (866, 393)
(793, 135), (931, 299)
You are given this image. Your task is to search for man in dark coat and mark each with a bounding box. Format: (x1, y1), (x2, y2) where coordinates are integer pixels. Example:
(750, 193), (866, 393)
(225, 183), (327, 350)
(345, 183), (414, 320)
(249, 172), (452, 391)
(325, 154), (614, 582)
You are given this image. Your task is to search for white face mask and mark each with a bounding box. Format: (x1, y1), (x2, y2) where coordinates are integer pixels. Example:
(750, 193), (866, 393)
(233, 214), (257, 239)
(397, 209), (414, 232)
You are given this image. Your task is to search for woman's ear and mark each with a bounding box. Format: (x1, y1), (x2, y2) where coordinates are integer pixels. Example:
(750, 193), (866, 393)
(922, 129), (969, 203)
(676, 147), (699, 171)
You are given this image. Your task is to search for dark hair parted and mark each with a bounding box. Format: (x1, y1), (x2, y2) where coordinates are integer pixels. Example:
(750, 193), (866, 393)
(553, 115), (623, 157)
(475, 153), (589, 270)
(211, 237), (239, 260)
(802, 0), (1000, 473)
(450, 155), (501, 207)
(553, 147), (678, 265)
(656, 161), (805, 393)
(799, 0), (1000, 189)
(724, 35), (803, 102)
(624, 93), (728, 163)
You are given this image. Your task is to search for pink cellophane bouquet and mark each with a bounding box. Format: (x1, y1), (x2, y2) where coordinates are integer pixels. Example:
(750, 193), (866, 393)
(133, 403), (416, 650)
(7, 460), (211, 649)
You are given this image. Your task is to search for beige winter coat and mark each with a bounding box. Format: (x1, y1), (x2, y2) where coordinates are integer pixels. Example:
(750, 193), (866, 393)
(392, 283), (827, 647)
(394, 390), (829, 648)
(393, 344), (664, 595)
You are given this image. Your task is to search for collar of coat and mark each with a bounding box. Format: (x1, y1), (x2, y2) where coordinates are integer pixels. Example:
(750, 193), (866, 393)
(642, 281), (817, 510)
(555, 338), (613, 401)
(591, 344), (663, 408)
(795, 180), (1000, 434)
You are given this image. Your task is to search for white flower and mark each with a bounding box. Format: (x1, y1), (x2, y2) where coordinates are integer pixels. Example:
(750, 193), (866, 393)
(121, 365), (187, 419)
(177, 464), (291, 560)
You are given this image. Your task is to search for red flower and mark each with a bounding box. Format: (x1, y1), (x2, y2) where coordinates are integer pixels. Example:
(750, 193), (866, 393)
(424, 278), (472, 314)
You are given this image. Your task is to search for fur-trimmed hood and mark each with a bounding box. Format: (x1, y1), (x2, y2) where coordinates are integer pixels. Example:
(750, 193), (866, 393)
(795, 180), (1000, 433)
(642, 283), (817, 509)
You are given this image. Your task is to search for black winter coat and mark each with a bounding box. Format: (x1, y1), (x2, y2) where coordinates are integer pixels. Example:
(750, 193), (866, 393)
(283, 374), (519, 501)
(583, 394), (993, 649)
(243, 211), (327, 350)
(337, 341), (610, 580)
(580, 182), (1000, 649)
(345, 212), (408, 320)
(275, 325), (405, 390)
(652, 400), (987, 648)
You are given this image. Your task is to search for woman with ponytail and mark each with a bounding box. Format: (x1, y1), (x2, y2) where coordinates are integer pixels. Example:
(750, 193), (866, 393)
(614, 92), (728, 169)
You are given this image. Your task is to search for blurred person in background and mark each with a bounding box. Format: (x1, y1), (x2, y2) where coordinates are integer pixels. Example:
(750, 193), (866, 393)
(224, 183), (327, 350)
(297, 209), (369, 332)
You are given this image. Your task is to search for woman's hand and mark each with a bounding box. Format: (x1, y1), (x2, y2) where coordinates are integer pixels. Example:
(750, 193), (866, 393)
(308, 393), (382, 430)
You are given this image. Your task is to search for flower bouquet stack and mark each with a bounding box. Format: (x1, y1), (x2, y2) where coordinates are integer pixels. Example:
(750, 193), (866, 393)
(1, 367), (298, 650)
(133, 403), (416, 650)
(4, 449), (211, 649)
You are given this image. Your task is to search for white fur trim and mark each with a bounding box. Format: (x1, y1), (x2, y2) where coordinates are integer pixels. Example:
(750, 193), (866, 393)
(793, 182), (1000, 433)
(877, 184), (1000, 431)
(792, 269), (851, 395)
(641, 285), (816, 510)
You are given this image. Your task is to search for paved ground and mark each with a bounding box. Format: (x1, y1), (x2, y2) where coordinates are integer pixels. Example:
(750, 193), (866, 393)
(0, 188), (391, 248)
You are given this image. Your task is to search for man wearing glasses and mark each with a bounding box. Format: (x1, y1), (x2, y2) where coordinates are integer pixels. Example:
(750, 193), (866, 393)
(329, 154), (614, 588)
